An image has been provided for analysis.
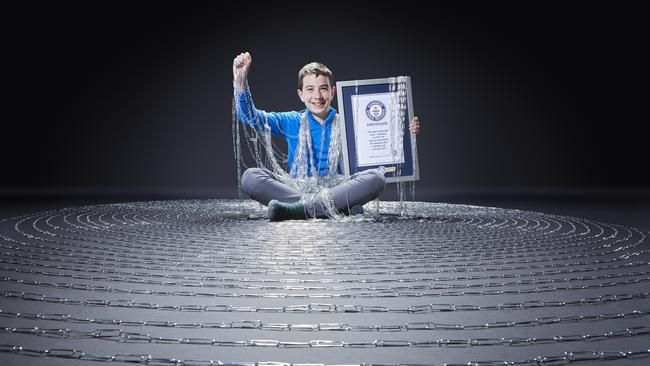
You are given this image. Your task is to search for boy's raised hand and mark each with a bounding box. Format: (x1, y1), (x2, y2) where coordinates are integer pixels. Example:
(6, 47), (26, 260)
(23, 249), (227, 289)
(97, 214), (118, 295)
(233, 52), (252, 90)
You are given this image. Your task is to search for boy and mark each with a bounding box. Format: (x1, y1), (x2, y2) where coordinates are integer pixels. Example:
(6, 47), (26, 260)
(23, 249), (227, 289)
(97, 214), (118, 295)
(233, 52), (420, 221)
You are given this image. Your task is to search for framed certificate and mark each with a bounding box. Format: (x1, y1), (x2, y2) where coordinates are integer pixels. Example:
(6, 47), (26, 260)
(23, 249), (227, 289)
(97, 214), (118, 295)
(336, 77), (419, 183)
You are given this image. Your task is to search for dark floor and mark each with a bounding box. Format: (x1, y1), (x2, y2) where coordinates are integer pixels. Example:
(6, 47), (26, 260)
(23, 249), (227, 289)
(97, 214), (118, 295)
(1, 189), (648, 230)
(439, 192), (650, 231)
(1, 191), (648, 365)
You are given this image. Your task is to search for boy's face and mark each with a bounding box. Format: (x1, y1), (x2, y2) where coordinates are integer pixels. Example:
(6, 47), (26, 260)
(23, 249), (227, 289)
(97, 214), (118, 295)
(297, 74), (335, 119)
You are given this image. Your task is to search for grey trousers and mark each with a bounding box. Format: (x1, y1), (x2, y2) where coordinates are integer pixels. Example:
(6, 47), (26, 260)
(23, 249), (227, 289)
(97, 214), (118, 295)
(241, 167), (386, 213)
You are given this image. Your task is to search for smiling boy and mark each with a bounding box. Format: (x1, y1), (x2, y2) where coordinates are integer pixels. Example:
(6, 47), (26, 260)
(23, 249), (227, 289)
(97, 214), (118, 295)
(232, 52), (420, 221)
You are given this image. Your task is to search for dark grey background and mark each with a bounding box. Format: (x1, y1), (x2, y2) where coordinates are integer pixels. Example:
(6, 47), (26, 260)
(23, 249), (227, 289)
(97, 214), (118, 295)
(1, 5), (649, 364)
(3, 2), (649, 227)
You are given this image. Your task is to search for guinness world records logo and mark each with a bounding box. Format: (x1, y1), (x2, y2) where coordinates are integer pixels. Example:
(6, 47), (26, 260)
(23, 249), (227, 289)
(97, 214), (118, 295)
(365, 100), (386, 121)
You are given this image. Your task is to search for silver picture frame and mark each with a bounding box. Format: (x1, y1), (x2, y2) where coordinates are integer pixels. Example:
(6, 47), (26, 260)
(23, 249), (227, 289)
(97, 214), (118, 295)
(336, 77), (419, 183)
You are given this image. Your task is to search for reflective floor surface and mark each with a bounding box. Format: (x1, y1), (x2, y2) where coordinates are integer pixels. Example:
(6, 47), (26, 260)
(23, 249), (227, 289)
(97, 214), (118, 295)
(0, 198), (648, 365)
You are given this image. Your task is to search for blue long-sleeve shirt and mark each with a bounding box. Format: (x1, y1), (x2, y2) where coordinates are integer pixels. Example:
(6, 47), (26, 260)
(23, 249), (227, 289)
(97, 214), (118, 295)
(235, 88), (339, 176)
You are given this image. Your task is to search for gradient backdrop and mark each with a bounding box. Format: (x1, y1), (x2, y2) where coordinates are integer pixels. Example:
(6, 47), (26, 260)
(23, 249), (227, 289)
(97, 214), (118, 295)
(4, 3), (648, 200)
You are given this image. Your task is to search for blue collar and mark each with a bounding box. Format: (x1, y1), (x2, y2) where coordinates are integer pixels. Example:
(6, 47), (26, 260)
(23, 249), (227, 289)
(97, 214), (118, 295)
(305, 108), (337, 125)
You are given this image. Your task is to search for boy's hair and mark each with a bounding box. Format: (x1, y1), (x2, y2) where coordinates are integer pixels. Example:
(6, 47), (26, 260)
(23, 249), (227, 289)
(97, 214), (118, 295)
(297, 62), (333, 90)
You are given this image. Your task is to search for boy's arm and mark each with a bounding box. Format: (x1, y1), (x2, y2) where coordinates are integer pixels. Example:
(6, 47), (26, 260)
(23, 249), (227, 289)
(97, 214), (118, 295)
(232, 52), (285, 135)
